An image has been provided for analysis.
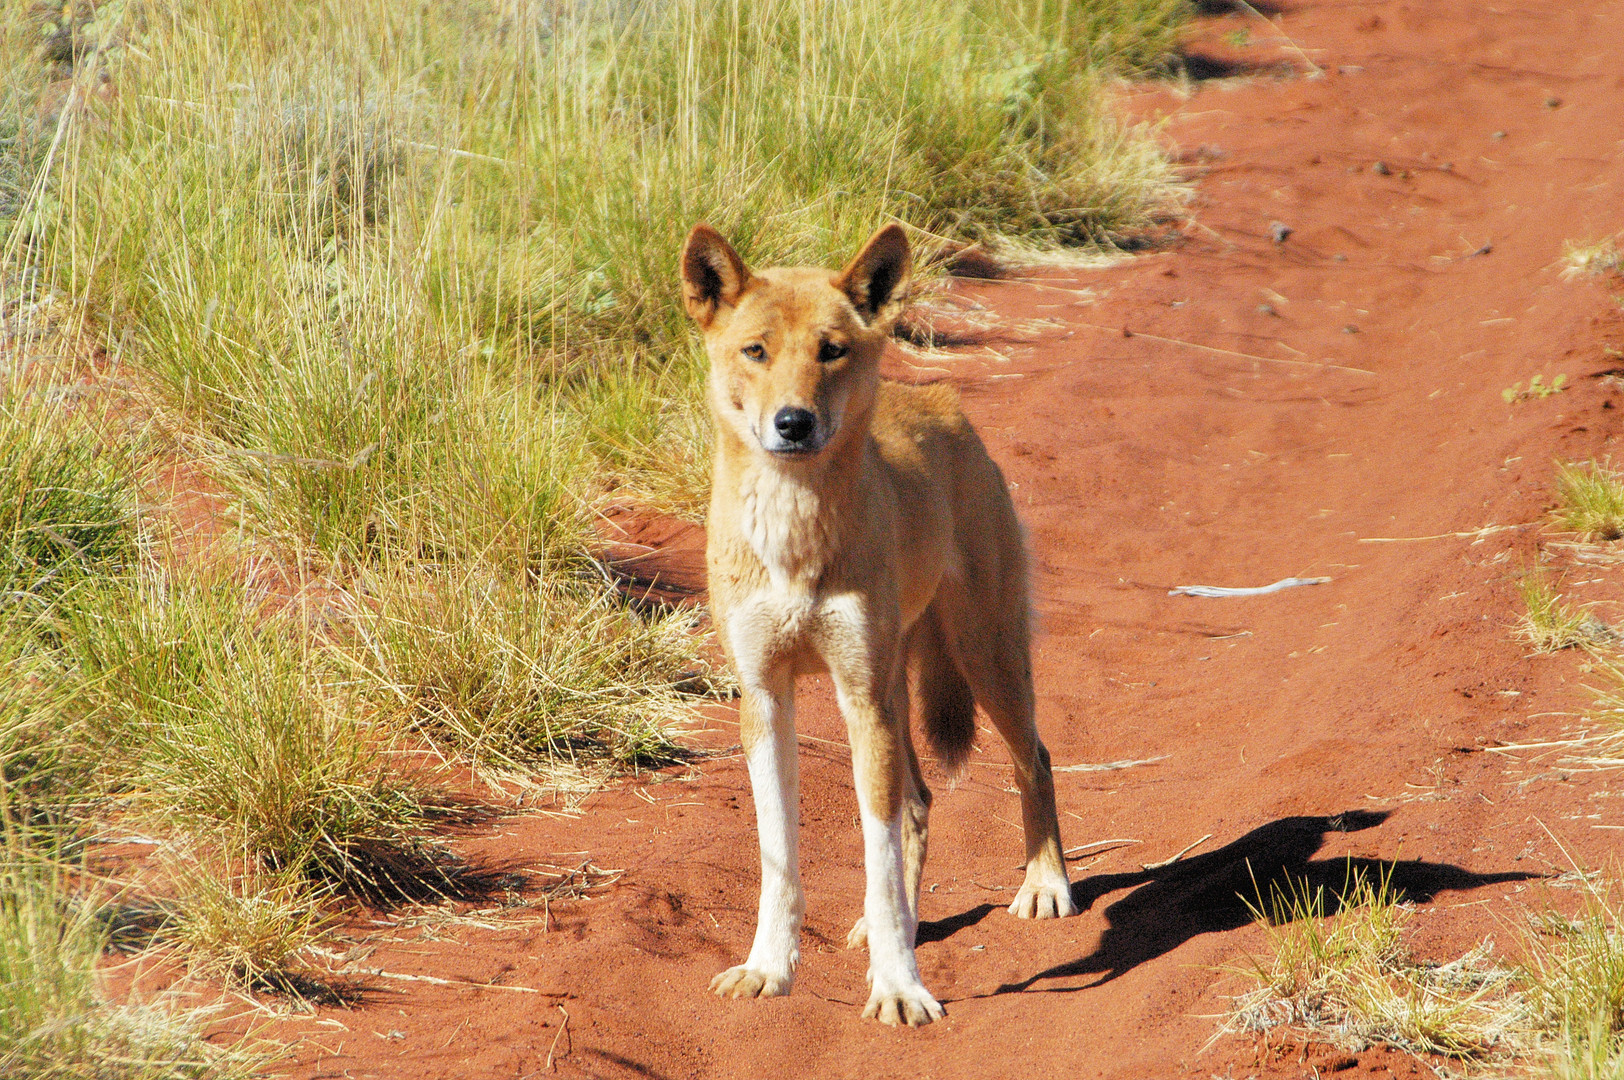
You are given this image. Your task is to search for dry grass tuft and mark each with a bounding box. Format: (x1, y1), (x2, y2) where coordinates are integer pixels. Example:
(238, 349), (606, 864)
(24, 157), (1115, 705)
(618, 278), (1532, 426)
(1518, 570), (1615, 653)
(158, 852), (341, 1005)
(0, 831), (262, 1079)
(1224, 864), (1527, 1058)
(1524, 880), (1624, 1079)
(1562, 237), (1624, 281)
(1578, 661), (1624, 770)
(1557, 462), (1624, 542)
(347, 567), (724, 781)
(1224, 863), (1624, 1076)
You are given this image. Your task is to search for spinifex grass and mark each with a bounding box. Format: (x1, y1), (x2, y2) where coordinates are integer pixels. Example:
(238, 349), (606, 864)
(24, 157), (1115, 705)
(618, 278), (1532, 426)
(12, 0), (1185, 532)
(1, 0), (1190, 1033)
(1225, 859), (1624, 1075)
(1557, 461), (1624, 543)
(0, 605), (84, 824)
(158, 850), (337, 1002)
(347, 566), (724, 780)
(0, 386), (137, 603)
(59, 570), (425, 887)
(0, 830), (257, 1080)
(1518, 569), (1614, 653)
(1525, 888), (1624, 1080)
(1225, 864), (1526, 1058)
(0, 381), (140, 822)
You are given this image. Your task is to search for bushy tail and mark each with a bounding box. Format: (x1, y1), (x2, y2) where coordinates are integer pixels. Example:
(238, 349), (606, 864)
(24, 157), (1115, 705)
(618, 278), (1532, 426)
(911, 608), (977, 775)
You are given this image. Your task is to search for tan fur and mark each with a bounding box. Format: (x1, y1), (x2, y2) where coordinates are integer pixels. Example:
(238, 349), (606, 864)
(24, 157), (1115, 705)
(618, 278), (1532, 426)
(682, 222), (1076, 1028)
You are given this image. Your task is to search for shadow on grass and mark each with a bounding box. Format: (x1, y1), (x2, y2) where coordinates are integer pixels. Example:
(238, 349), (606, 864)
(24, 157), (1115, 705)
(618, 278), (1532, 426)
(1191, 0), (1287, 15)
(255, 969), (369, 1008)
(309, 836), (525, 909)
(923, 810), (1540, 995)
(1171, 49), (1302, 80)
(98, 899), (169, 953)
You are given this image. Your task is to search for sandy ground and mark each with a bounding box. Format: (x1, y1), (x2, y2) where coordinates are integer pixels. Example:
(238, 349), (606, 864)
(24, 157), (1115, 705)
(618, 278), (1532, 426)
(164, 0), (1624, 1076)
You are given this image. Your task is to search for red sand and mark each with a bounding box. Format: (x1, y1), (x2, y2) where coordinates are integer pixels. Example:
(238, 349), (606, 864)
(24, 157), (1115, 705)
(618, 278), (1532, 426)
(194, 0), (1624, 1075)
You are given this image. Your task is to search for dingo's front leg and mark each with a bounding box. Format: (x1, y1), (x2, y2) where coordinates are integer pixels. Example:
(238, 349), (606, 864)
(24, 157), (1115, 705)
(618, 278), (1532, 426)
(711, 667), (803, 1000)
(854, 788), (942, 1026)
(827, 656), (943, 1024)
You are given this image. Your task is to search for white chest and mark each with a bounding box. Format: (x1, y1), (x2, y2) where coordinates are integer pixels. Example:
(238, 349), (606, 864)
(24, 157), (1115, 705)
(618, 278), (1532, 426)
(736, 468), (834, 590)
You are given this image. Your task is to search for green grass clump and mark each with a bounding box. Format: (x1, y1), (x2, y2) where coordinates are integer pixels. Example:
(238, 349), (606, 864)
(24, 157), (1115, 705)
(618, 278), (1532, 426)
(0, 389), (136, 604)
(1557, 462), (1624, 542)
(158, 853), (335, 1001)
(0, 384), (137, 821)
(0, 609), (83, 823)
(60, 572), (422, 882)
(1227, 864), (1524, 1058)
(1518, 570), (1614, 653)
(1524, 882), (1624, 1080)
(0, 833), (252, 1080)
(349, 568), (725, 778)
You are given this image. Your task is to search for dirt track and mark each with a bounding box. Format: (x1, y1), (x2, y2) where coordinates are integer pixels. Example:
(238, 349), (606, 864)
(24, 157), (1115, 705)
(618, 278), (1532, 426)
(254, 0), (1624, 1075)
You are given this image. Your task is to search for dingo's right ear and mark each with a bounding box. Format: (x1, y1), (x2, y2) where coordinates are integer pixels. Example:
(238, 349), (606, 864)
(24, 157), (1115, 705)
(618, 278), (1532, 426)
(681, 224), (751, 328)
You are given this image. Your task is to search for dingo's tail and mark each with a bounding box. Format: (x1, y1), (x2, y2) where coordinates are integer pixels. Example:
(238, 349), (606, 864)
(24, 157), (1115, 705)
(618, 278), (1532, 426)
(910, 607), (977, 774)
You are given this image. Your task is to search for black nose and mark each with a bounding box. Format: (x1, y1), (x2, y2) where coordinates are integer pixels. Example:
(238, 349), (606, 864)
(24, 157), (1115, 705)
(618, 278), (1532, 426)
(773, 406), (817, 446)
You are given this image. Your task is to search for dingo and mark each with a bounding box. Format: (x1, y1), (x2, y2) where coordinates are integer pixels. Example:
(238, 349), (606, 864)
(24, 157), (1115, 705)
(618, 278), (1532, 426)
(681, 222), (1076, 1027)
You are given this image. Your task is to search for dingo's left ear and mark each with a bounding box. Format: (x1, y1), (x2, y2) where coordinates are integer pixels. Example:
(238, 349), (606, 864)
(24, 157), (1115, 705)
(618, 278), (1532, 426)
(681, 223), (751, 328)
(837, 223), (912, 325)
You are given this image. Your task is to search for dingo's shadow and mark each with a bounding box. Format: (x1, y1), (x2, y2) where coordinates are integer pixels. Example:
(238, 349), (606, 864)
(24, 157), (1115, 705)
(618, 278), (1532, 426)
(918, 902), (1001, 945)
(937, 810), (1538, 995)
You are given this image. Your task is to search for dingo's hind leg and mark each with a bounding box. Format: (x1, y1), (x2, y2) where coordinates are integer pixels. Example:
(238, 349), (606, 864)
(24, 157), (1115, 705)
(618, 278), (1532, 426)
(941, 583), (1076, 921)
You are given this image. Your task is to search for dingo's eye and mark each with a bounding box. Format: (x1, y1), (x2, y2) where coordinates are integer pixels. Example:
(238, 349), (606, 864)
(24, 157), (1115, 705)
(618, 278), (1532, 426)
(818, 341), (848, 363)
(741, 343), (767, 362)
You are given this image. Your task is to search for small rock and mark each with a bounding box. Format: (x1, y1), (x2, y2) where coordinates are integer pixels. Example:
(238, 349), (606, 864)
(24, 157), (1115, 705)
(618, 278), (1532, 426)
(1332, 253), (1349, 262)
(1372, 160), (1391, 175)
(1343, 324), (1359, 333)
(1338, 64), (1364, 75)
(1258, 303), (1278, 317)
(1545, 95), (1562, 109)
(1491, 129), (1507, 139)
(1269, 221), (1293, 243)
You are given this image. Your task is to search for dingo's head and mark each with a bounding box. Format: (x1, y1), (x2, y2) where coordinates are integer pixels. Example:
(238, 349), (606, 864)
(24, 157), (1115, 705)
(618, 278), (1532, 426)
(680, 223), (911, 463)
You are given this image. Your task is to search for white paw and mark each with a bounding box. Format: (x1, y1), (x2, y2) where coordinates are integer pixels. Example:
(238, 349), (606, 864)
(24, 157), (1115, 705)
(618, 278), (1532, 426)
(845, 916), (868, 949)
(710, 964), (792, 999)
(862, 981), (944, 1027)
(1007, 879), (1077, 920)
